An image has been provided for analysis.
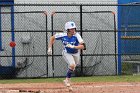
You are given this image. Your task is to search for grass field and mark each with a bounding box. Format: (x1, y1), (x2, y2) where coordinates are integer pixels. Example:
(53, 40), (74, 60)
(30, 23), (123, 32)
(0, 75), (140, 84)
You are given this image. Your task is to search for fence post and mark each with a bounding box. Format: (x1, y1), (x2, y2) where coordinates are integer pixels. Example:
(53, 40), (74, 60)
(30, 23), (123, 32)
(80, 5), (83, 76)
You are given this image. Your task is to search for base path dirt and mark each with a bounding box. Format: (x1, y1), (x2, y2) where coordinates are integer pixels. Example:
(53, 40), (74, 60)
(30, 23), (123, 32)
(0, 82), (140, 93)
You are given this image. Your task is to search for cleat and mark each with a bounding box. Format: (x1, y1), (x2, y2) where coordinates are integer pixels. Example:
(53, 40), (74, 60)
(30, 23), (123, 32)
(63, 80), (70, 87)
(69, 86), (73, 92)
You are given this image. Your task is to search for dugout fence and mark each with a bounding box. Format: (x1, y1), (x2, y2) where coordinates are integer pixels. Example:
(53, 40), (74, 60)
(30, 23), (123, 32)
(0, 10), (48, 78)
(0, 4), (140, 78)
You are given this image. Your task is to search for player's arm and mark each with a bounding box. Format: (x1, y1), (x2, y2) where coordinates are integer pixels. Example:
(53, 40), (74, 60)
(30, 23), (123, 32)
(48, 33), (64, 54)
(48, 35), (55, 55)
(74, 42), (85, 50)
(48, 35), (55, 48)
(74, 33), (86, 50)
(66, 42), (86, 50)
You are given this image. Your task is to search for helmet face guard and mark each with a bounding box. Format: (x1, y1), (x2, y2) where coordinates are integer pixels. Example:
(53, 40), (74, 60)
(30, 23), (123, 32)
(65, 21), (76, 32)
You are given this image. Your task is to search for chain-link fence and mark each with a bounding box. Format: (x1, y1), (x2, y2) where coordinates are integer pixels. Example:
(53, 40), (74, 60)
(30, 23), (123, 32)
(0, 4), (140, 79)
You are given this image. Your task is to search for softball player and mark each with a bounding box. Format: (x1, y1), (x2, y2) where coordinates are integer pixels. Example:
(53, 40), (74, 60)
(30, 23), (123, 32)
(48, 21), (86, 87)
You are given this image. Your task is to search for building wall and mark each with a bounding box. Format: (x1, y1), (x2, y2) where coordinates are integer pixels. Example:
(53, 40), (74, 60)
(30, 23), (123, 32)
(15, 0), (117, 4)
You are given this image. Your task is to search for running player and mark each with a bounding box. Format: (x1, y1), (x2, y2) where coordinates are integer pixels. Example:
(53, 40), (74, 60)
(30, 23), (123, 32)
(48, 21), (86, 87)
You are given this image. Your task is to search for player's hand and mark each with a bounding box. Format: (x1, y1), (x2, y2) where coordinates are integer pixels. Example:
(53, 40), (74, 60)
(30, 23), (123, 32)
(66, 44), (75, 48)
(48, 47), (52, 55)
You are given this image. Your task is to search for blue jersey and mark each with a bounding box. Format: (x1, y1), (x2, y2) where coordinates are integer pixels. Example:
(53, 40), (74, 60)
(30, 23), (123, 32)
(54, 32), (84, 54)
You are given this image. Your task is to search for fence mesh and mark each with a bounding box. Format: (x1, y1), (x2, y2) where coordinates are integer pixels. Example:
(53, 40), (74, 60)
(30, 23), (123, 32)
(0, 4), (140, 78)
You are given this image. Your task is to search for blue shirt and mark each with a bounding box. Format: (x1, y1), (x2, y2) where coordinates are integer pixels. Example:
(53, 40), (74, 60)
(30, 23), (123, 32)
(54, 32), (84, 54)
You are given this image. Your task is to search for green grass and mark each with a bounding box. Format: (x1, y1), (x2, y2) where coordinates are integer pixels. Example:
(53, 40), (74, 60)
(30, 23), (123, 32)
(0, 75), (140, 84)
(72, 75), (140, 82)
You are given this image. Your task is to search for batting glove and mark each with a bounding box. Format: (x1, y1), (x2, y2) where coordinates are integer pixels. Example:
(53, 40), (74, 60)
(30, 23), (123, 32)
(66, 44), (75, 48)
(48, 47), (52, 55)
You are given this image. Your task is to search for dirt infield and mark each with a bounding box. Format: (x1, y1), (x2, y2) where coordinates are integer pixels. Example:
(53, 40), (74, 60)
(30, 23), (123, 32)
(0, 82), (140, 93)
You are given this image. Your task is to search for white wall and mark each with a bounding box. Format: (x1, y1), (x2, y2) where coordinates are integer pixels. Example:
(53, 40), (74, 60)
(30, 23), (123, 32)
(15, 0), (117, 4)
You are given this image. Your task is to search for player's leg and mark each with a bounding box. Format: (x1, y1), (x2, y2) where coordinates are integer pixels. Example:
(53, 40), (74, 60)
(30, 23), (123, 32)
(62, 51), (76, 87)
(73, 52), (80, 70)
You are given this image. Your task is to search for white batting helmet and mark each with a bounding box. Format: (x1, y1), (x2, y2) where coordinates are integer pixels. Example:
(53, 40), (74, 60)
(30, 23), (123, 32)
(65, 21), (76, 31)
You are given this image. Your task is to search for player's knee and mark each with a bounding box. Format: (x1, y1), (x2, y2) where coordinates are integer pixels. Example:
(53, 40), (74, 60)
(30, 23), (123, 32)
(69, 64), (76, 70)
